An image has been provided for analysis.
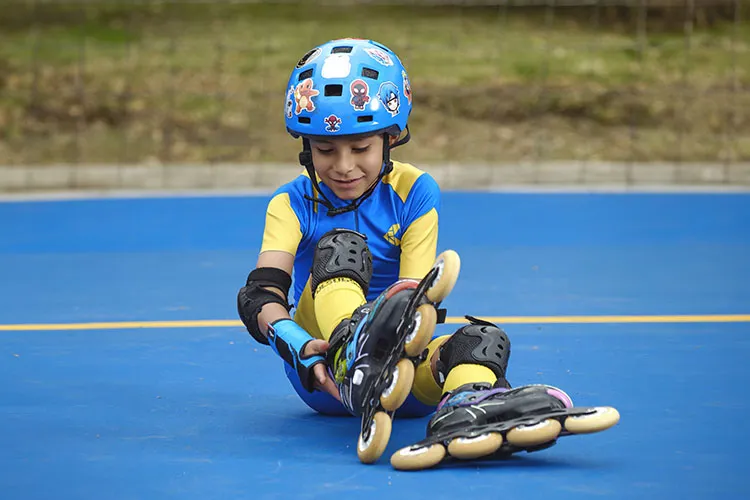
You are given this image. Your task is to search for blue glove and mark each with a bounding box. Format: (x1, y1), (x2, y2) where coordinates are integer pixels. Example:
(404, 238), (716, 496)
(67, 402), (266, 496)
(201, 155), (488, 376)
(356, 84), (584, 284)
(267, 319), (326, 392)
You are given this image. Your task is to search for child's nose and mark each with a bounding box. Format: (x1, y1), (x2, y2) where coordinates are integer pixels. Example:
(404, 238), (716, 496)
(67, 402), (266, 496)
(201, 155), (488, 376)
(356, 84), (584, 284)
(333, 158), (355, 175)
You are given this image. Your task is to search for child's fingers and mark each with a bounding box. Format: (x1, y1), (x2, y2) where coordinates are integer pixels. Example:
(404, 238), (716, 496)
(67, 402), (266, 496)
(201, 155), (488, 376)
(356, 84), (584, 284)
(306, 339), (330, 355)
(313, 364), (340, 401)
(322, 377), (341, 401)
(314, 363), (327, 386)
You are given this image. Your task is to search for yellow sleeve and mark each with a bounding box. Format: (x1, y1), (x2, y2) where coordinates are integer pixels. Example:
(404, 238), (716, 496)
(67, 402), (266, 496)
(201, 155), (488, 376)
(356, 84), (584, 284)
(260, 193), (303, 255)
(399, 207), (438, 280)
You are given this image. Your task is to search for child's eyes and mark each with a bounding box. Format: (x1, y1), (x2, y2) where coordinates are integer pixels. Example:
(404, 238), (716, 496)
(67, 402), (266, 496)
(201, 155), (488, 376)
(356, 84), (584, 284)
(316, 146), (369, 154)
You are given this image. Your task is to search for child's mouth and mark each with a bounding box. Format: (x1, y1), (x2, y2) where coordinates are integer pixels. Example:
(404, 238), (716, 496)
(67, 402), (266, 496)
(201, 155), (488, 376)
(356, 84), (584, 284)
(332, 177), (363, 188)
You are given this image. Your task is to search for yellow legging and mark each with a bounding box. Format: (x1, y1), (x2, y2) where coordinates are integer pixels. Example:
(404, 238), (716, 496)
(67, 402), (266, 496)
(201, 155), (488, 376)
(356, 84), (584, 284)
(412, 336), (497, 406)
(313, 277), (367, 340)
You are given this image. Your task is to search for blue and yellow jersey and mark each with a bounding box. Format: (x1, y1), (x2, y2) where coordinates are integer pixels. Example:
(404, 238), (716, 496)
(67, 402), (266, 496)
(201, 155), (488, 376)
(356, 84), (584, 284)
(260, 161), (440, 337)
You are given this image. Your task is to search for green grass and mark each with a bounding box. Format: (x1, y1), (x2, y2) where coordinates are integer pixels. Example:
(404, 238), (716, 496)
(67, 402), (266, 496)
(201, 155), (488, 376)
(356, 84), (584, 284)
(0, 2), (749, 165)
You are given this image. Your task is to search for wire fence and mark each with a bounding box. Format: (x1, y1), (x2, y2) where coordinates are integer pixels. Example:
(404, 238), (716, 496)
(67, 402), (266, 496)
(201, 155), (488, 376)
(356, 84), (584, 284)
(0, 0), (748, 188)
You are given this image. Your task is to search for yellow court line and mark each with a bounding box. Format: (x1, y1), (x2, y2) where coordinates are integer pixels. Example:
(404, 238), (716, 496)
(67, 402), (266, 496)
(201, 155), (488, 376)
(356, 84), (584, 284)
(1, 315), (750, 331)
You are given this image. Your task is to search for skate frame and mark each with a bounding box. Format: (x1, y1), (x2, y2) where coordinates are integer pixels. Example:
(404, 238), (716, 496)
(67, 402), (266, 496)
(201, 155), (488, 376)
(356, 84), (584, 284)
(359, 266), (441, 440)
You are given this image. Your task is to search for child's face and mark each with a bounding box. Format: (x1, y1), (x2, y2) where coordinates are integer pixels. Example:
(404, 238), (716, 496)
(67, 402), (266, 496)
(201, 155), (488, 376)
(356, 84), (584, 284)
(310, 134), (385, 200)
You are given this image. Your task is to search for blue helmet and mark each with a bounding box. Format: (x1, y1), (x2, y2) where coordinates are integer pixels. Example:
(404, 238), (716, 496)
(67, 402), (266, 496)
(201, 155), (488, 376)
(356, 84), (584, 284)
(284, 39), (413, 139)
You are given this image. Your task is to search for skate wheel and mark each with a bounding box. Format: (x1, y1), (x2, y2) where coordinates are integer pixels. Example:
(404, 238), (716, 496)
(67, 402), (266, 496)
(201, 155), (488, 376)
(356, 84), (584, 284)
(380, 359), (415, 412)
(425, 250), (461, 303)
(390, 443), (446, 471)
(506, 418), (562, 447)
(447, 432), (503, 460)
(358, 412), (392, 464)
(564, 407), (620, 434)
(404, 304), (437, 357)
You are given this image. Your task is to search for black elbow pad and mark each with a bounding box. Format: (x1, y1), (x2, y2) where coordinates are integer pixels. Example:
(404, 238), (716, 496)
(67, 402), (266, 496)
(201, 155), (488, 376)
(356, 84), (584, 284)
(237, 267), (293, 345)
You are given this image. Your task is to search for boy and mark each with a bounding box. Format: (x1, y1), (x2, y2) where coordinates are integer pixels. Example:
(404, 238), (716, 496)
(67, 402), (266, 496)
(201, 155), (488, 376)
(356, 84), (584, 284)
(237, 38), (619, 470)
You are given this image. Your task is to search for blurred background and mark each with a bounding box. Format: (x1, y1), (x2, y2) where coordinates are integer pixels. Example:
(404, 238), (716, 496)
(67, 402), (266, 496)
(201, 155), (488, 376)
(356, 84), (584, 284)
(1, 0), (748, 190)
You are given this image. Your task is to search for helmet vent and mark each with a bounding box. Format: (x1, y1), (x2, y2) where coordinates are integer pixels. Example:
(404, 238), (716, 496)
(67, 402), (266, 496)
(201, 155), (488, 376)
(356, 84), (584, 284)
(331, 46), (353, 54)
(298, 69), (313, 81)
(324, 84), (343, 97)
(361, 67), (379, 80)
(298, 117), (311, 124)
(357, 115), (373, 123)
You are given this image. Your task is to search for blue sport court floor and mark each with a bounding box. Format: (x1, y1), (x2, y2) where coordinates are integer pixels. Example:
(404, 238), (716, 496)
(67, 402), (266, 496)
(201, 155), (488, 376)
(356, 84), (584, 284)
(1, 191), (749, 499)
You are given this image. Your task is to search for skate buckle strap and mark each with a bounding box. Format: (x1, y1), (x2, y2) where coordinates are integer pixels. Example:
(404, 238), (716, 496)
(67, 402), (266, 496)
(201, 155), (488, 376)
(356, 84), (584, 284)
(437, 382), (496, 409)
(464, 315), (497, 327)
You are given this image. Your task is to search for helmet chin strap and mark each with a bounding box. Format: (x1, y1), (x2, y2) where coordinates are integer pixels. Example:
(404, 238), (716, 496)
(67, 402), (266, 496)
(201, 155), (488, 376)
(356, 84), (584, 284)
(301, 127), (410, 217)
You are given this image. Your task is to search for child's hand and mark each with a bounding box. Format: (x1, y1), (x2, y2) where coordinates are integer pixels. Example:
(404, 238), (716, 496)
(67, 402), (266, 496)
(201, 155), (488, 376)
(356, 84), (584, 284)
(302, 339), (341, 401)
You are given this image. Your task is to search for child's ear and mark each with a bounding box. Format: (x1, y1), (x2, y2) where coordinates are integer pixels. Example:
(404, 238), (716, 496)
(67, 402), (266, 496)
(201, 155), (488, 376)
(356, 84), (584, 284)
(388, 135), (399, 146)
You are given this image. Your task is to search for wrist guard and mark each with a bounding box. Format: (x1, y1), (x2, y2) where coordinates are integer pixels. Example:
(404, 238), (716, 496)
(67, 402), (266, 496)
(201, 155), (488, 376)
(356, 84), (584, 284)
(268, 319), (325, 392)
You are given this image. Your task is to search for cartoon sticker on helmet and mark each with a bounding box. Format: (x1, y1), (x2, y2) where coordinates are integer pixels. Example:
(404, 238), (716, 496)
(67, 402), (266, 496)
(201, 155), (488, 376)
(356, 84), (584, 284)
(350, 79), (370, 111)
(296, 47), (322, 68)
(294, 79), (319, 115)
(324, 114), (342, 133)
(378, 82), (400, 117)
(364, 47), (394, 67)
(321, 54), (352, 79)
(401, 70), (412, 105)
(285, 86), (295, 119)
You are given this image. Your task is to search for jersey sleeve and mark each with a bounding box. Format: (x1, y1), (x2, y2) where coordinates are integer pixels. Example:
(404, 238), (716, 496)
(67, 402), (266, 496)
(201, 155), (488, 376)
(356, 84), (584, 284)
(260, 192), (303, 256)
(399, 173), (441, 279)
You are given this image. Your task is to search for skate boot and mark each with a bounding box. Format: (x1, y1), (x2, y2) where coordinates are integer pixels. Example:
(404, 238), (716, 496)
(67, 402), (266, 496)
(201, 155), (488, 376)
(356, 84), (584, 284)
(326, 250), (462, 464)
(391, 381), (620, 471)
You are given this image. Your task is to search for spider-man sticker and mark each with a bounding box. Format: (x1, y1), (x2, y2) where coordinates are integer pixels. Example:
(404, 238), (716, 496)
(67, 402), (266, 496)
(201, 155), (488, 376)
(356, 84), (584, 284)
(350, 79), (370, 111)
(324, 114), (342, 133)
